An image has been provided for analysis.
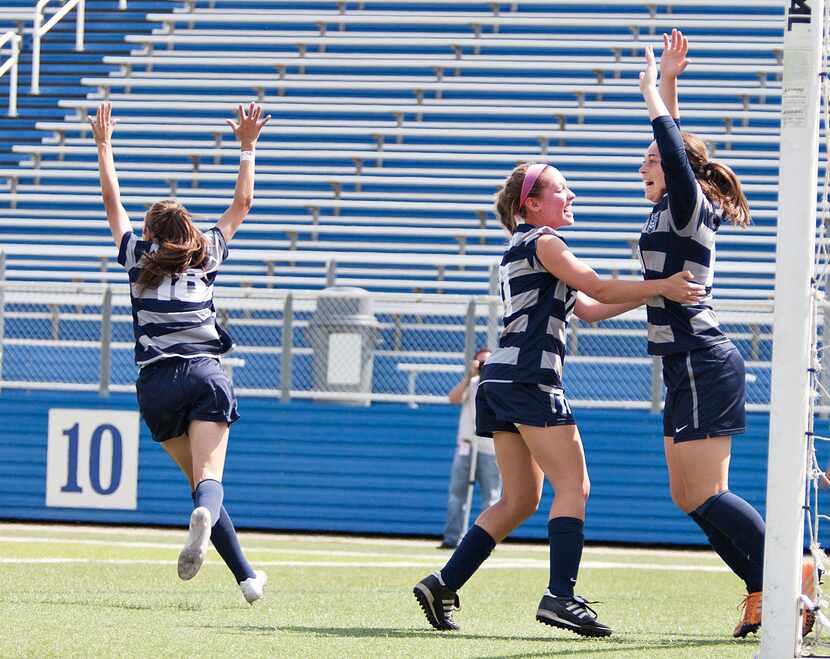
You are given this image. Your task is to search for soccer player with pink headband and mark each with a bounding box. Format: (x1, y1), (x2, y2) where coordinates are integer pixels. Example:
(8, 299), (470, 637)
(413, 161), (705, 637)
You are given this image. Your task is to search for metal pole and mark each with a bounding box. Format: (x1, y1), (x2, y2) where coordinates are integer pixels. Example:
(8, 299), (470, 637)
(98, 286), (112, 397)
(750, 324), (761, 361)
(460, 439), (479, 538)
(31, 8), (42, 94)
(464, 298), (476, 365)
(281, 293), (293, 402)
(487, 264), (499, 350)
(406, 371), (417, 409)
(8, 34), (18, 117)
(761, 1), (824, 656)
(568, 317), (579, 356)
(50, 304), (59, 340)
(75, 0), (85, 52)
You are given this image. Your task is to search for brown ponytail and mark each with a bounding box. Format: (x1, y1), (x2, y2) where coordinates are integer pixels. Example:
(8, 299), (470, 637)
(136, 200), (208, 292)
(495, 162), (548, 234)
(682, 132), (751, 229)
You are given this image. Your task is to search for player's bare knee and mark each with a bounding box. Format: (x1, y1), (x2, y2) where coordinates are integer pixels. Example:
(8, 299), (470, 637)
(670, 486), (703, 513)
(675, 498), (696, 514)
(503, 493), (540, 522)
(683, 487), (721, 514)
(669, 491), (687, 512)
(556, 479), (589, 504)
(666, 479), (686, 509)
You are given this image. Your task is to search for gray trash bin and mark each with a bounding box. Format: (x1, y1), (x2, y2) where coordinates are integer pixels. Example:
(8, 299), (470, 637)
(306, 287), (380, 404)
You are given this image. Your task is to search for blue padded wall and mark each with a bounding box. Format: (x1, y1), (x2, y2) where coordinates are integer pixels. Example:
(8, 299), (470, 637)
(0, 389), (824, 546)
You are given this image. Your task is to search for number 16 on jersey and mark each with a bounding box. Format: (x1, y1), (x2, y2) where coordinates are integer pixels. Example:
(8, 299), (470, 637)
(46, 409), (140, 510)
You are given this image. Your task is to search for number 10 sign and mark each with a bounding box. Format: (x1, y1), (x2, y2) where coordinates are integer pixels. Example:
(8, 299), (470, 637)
(46, 409), (140, 510)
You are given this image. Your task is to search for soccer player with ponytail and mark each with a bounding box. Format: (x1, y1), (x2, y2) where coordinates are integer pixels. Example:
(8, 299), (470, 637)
(637, 30), (805, 638)
(90, 101), (270, 603)
(413, 160), (706, 637)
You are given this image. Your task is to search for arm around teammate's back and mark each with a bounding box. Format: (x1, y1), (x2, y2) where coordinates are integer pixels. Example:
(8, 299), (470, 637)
(535, 233), (705, 305)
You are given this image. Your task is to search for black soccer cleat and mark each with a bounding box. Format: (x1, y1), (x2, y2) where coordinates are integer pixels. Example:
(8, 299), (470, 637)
(536, 591), (613, 638)
(413, 572), (461, 631)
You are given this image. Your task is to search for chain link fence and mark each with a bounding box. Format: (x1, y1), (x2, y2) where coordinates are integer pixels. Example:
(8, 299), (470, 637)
(0, 280), (777, 410)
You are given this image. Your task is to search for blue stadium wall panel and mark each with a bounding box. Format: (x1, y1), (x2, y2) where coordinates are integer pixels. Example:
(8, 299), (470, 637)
(0, 389), (824, 546)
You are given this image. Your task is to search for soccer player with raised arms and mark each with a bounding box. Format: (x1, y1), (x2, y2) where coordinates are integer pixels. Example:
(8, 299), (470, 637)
(413, 159), (706, 637)
(89, 101), (270, 603)
(638, 30), (767, 637)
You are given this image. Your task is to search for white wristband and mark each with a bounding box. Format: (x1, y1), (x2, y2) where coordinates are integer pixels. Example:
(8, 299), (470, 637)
(240, 150), (255, 163)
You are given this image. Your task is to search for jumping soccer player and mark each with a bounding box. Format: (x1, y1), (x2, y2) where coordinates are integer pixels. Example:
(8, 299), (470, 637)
(636, 30), (808, 638)
(89, 101), (270, 603)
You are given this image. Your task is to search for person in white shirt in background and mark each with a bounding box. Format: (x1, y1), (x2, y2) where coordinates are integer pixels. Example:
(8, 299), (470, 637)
(439, 348), (501, 549)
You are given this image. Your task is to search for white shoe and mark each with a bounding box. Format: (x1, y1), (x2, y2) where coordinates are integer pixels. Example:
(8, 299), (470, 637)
(239, 570), (268, 604)
(177, 506), (211, 581)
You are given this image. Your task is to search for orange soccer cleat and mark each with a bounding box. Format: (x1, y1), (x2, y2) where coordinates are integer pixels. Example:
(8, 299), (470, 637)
(802, 555), (820, 638)
(733, 591), (762, 638)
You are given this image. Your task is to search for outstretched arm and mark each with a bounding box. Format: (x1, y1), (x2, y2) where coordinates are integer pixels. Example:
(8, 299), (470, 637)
(216, 102), (271, 244)
(89, 102), (132, 247)
(658, 28), (689, 120)
(535, 235), (705, 305)
(642, 45), (700, 229)
(574, 293), (645, 323)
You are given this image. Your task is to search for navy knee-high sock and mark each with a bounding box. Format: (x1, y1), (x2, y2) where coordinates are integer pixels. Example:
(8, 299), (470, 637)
(695, 491), (765, 593)
(440, 525), (496, 592)
(689, 511), (751, 590)
(192, 492), (256, 583)
(193, 478), (223, 528)
(548, 517), (584, 598)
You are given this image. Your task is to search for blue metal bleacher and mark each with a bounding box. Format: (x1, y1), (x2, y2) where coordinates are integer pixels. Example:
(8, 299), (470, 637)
(0, 1), (787, 403)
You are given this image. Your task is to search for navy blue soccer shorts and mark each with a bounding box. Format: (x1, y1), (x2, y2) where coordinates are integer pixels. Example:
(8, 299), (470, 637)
(475, 381), (576, 438)
(662, 340), (746, 443)
(136, 356), (240, 443)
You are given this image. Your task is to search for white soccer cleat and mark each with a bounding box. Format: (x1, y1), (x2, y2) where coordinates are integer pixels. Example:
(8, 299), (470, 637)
(239, 570), (268, 604)
(177, 506), (212, 581)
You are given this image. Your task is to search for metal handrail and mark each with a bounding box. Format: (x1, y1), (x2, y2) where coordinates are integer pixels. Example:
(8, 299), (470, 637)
(0, 31), (20, 117)
(31, 0), (85, 95)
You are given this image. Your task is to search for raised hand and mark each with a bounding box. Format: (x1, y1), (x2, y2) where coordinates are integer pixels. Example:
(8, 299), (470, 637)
(660, 28), (689, 80)
(88, 102), (116, 145)
(225, 102), (271, 150)
(639, 46), (659, 94)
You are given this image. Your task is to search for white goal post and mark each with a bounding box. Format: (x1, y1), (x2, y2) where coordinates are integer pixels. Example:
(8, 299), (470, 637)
(761, 1), (825, 658)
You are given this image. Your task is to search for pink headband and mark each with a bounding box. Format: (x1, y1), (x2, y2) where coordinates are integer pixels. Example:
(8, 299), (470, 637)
(519, 163), (549, 209)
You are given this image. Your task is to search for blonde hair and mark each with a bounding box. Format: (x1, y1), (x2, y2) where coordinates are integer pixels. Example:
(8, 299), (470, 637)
(137, 200), (208, 292)
(495, 162), (548, 234)
(681, 132), (751, 229)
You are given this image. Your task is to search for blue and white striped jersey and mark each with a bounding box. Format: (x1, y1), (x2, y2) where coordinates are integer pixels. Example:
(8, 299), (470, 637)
(638, 116), (730, 356)
(480, 223), (577, 388)
(117, 227), (233, 366)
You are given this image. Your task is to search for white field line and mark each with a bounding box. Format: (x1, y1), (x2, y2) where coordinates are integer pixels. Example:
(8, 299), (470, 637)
(0, 535), (438, 559)
(0, 557), (731, 572)
(0, 535), (722, 565)
(0, 523), (720, 560)
(0, 535), (534, 563)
